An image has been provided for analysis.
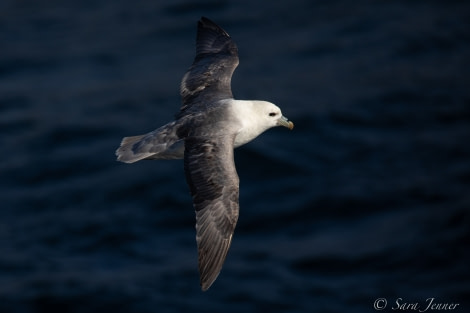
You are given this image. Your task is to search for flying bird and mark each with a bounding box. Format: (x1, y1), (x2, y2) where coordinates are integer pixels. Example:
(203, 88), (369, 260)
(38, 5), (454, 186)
(116, 17), (293, 291)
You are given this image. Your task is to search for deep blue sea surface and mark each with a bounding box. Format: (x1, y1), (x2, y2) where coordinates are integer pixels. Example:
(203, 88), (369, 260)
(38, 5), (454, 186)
(1, 1), (469, 312)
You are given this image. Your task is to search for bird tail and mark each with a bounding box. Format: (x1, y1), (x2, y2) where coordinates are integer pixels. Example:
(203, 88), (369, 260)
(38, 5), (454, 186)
(115, 135), (152, 163)
(115, 121), (185, 163)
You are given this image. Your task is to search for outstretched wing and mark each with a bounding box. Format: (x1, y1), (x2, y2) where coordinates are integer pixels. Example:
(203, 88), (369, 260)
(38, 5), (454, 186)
(179, 17), (239, 116)
(184, 135), (239, 291)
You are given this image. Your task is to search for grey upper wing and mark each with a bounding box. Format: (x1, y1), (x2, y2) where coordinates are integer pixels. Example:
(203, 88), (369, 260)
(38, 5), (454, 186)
(178, 17), (239, 117)
(183, 134), (239, 291)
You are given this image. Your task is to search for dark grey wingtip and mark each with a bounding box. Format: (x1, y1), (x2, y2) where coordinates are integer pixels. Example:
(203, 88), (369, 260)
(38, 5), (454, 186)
(198, 17), (229, 36)
(193, 16), (238, 66)
(200, 281), (212, 292)
(200, 268), (222, 291)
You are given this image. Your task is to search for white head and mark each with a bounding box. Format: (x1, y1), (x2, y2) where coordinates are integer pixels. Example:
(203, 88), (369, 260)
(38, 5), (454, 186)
(232, 100), (294, 147)
(253, 101), (294, 130)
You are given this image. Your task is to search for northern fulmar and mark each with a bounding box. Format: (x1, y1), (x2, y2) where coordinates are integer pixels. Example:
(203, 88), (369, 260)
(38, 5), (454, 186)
(116, 17), (294, 291)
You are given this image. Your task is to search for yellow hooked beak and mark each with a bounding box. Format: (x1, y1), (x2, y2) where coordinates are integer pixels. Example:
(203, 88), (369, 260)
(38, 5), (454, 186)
(277, 116), (294, 130)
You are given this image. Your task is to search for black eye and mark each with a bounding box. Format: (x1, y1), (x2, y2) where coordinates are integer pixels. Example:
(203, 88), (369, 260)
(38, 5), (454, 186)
(269, 112), (277, 117)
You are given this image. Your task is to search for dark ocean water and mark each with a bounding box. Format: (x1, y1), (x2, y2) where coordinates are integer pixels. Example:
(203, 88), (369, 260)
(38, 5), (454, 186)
(1, 1), (469, 312)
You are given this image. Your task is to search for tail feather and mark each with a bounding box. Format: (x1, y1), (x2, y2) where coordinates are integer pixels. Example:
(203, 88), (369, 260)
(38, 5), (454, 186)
(121, 135), (145, 146)
(116, 134), (154, 163)
(115, 121), (185, 163)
